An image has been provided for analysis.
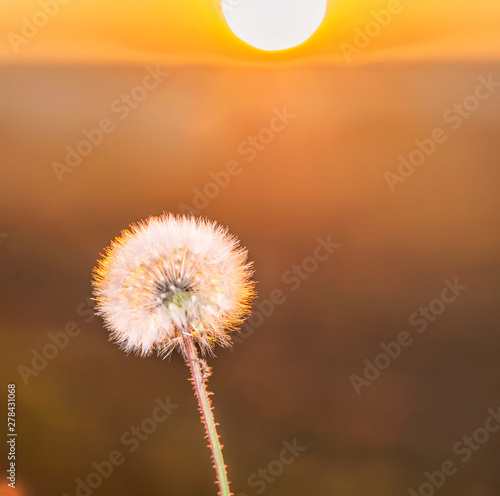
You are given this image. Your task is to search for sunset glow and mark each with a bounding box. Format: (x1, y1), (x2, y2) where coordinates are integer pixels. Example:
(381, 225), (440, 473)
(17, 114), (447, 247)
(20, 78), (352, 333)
(0, 0), (499, 65)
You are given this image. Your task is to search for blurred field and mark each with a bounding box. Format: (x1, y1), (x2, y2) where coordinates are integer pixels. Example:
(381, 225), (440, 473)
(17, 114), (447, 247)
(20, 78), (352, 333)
(1, 61), (500, 495)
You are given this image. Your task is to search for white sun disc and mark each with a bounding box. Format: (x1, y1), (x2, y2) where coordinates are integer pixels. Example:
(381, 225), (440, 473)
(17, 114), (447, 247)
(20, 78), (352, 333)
(221, 0), (327, 51)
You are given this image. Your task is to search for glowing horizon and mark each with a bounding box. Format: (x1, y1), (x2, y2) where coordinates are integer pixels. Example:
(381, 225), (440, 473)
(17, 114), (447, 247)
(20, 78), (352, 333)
(0, 0), (499, 65)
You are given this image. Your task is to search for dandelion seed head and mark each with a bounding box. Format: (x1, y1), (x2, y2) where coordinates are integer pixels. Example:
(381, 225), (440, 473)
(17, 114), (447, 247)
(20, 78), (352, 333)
(92, 213), (255, 357)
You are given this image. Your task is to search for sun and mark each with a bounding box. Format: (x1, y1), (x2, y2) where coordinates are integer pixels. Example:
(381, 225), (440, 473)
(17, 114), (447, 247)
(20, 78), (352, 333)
(221, 0), (327, 52)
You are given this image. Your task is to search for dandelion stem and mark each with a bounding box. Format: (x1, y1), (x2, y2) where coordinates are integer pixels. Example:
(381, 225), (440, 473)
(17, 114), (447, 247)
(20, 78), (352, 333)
(182, 331), (231, 496)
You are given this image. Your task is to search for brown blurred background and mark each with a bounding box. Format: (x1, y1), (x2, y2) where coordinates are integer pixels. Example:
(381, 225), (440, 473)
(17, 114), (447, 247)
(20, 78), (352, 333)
(1, 2), (500, 496)
(1, 60), (499, 496)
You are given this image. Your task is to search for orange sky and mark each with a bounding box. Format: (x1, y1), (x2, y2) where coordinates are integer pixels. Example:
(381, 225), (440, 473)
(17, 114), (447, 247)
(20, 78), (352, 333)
(1, 0), (500, 65)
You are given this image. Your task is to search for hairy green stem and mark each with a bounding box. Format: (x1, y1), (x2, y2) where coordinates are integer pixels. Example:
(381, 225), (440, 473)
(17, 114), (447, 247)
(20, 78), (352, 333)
(182, 331), (230, 496)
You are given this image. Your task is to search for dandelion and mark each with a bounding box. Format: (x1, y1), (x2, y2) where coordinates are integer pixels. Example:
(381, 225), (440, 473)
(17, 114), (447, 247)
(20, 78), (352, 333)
(92, 213), (255, 496)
